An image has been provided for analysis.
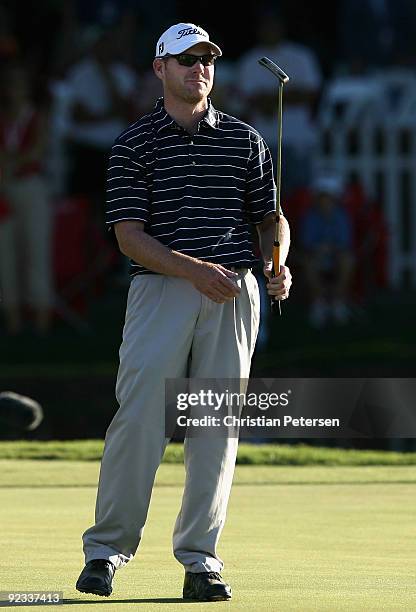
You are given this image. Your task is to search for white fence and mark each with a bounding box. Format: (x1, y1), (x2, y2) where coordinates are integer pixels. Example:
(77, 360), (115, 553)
(316, 69), (416, 288)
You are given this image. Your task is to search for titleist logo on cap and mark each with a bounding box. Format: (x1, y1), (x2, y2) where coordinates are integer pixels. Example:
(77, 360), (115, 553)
(155, 23), (222, 58)
(176, 27), (207, 40)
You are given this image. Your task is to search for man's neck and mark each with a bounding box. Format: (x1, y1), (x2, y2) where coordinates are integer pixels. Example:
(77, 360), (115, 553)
(163, 97), (209, 134)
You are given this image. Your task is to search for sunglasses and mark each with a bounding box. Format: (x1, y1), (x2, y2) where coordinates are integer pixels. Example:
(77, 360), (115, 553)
(165, 53), (217, 67)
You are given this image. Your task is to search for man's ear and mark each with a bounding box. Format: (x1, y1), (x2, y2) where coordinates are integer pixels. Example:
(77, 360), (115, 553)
(153, 58), (164, 81)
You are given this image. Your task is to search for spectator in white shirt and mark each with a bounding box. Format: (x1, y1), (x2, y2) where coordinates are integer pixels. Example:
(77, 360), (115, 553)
(237, 12), (322, 196)
(65, 26), (139, 213)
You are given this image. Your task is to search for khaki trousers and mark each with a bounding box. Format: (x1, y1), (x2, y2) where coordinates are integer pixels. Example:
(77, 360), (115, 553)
(82, 270), (260, 573)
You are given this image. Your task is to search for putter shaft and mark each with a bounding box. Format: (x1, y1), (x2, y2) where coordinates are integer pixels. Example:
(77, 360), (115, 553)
(258, 57), (288, 316)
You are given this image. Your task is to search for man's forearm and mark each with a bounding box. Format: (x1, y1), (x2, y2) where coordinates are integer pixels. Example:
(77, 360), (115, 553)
(257, 214), (291, 265)
(278, 215), (290, 264)
(116, 224), (241, 302)
(117, 226), (202, 278)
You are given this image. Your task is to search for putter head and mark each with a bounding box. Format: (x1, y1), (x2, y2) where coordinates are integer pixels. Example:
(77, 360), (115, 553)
(258, 57), (289, 84)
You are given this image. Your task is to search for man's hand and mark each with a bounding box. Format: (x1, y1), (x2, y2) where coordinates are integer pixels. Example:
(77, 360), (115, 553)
(264, 261), (292, 301)
(186, 261), (241, 303)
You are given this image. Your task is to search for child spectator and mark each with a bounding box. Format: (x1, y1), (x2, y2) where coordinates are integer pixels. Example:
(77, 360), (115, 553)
(299, 174), (354, 327)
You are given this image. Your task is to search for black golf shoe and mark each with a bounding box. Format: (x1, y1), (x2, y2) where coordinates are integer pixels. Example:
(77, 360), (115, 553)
(76, 559), (115, 597)
(183, 571), (232, 601)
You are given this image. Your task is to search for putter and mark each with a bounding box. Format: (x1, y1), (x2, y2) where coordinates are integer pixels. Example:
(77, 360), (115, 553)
(258, 57), (289, 315)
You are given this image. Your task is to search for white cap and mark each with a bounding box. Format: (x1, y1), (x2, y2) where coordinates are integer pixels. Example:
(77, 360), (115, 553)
(155, 23), (222, 58)
(313, 174), (343, 196)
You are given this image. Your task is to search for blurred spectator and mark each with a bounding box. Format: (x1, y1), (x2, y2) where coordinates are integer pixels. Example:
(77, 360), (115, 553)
(299, 174), (354, 328)
(71, 0), (142, 67)
(74, 0), (135, 27)
(236, 11), (322, 196)
(210, 60), (242, 117)
(134, 68), (163, 115)
(0, 63), (52, 333)
(64, 26), (139, 216)
(343, 181), (388, 301)
(0, 61), (53, 335)
(338, 0), (416, 73)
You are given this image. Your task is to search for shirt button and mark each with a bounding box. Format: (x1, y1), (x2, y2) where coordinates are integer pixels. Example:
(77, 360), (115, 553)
(190, 140), (193, 144)
(191, 161), (196, 165)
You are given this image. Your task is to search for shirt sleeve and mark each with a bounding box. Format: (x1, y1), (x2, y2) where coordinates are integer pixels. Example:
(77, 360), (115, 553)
(105, 138), (150, 228)
(245, 133), (279, 224)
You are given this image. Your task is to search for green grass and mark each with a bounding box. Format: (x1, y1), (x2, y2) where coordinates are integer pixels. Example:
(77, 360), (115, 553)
(0, 461), (415, 611)
(1, 440), (416, 465)
(1, 460), (416, 488)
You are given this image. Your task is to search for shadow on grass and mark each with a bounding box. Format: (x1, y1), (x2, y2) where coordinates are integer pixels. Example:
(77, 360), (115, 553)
(0, 599), (197, 607)
(63, 598), (197, 605)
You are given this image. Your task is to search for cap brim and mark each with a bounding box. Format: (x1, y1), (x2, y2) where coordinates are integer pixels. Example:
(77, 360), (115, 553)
(165, 39), (222, 57)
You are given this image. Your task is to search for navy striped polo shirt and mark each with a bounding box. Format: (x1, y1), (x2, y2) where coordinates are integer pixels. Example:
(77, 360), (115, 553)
(106, 97), (277, 276)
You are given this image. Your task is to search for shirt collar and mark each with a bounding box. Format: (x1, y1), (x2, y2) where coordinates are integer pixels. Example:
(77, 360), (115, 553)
(152, 97), (219, 133)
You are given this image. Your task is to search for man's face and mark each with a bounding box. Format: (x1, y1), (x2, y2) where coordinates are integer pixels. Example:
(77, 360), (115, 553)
(154, 42), (215, 104)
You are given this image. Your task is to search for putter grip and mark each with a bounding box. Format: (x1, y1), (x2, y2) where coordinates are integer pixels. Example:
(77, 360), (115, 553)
(270, 241), (281, 314)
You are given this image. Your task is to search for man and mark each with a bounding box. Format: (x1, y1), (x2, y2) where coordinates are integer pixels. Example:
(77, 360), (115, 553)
(76, 22), (291, 602)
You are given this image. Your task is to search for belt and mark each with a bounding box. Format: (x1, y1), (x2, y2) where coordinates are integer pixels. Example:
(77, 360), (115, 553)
(229, 266), (250, 273)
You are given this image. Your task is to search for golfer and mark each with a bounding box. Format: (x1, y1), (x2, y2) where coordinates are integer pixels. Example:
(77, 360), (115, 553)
(76, 22), (291, 602)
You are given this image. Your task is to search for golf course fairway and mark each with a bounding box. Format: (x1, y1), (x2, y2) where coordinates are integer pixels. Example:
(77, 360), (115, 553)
(0, 460), (415, 610)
